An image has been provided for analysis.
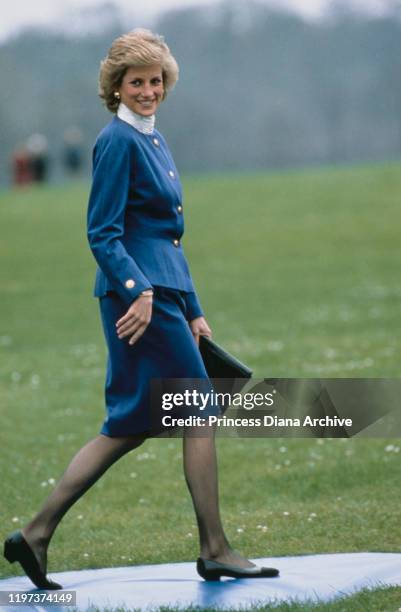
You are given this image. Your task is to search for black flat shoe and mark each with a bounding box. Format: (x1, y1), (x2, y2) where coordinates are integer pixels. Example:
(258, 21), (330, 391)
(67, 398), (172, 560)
(196, 557), (279, 581)
(3, 530), (62, 590)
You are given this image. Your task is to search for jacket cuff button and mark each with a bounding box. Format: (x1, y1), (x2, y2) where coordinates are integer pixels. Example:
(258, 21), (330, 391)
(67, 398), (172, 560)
(125, 279), (135, 289)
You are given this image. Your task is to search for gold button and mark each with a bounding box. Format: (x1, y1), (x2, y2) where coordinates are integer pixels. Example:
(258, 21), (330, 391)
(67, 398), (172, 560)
(125, 279), (135, 289)
(177, 205), (183, 213)
(173, 239), (180, 247)
(153, 138), (159, 146)
(169, 170), (175, 178)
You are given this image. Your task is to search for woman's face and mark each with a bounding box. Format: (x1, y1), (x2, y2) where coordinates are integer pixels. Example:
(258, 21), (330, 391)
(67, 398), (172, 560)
(118, 64), (164, 116)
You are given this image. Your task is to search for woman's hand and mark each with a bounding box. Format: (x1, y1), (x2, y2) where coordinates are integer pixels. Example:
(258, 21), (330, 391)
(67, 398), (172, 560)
(116, 292), (153, 345)
(189, 316), (212, 346)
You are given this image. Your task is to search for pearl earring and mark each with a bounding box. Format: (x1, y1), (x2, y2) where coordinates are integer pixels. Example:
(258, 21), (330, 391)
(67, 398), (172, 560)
(114, 91), (121, 100)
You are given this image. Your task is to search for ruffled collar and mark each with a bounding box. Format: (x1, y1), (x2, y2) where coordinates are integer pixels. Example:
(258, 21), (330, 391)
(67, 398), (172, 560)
(117, 102), (155, 135)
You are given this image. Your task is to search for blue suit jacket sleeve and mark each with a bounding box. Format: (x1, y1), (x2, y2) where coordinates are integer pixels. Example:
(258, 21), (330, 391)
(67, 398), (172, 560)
(87, 132), (153, 304)
(183, 291), (204, 322)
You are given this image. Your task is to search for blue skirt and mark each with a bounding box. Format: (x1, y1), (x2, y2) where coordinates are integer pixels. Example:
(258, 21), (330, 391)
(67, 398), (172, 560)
(98, 287), (212, 437)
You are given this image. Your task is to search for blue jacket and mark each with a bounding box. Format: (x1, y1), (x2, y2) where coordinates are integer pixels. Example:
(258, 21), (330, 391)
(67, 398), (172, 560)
(87, 115), (203, 322)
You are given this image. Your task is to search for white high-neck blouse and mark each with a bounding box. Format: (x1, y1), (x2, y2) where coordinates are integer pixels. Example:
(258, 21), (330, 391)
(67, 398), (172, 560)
(117, 101), (155, 135)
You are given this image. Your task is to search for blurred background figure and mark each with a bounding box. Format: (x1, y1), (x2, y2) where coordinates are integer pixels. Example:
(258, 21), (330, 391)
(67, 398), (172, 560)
(26, 133), (49, 183)
(11, 144), (33, 187)
(62, 126), (84, 177)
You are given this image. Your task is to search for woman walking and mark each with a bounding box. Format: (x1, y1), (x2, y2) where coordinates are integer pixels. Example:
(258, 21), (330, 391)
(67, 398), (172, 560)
(3, 29), (278, 588)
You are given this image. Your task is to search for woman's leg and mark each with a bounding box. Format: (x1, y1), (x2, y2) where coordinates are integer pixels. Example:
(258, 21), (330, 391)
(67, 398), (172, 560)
(21, 433), (146, 574)
(183, 424), (256, 567)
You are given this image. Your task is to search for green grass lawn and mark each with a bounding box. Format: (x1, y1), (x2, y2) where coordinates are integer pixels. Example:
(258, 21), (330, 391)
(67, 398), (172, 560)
(1, 163), (401, 611)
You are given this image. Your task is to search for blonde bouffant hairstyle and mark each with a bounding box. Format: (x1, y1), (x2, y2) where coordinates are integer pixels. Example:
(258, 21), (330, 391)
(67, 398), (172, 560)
(98, 28), (179, 113)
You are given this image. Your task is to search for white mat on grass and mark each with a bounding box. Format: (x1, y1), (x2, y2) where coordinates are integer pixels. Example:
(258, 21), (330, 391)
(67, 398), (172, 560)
(1, 552), (401, 611)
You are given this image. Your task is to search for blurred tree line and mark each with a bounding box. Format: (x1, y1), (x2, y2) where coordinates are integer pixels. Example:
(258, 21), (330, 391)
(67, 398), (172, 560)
(1, 0), (401, 185)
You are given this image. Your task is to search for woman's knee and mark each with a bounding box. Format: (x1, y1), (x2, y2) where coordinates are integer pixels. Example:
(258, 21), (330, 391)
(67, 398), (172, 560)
(99, 432), (146, 453)
(120, 434), (147, 452)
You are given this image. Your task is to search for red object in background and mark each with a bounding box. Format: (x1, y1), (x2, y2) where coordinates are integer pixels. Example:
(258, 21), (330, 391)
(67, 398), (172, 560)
(12, 149), (33, 186)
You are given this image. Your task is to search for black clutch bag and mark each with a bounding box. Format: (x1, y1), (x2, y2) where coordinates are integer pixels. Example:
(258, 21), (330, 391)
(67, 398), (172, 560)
(199, 336), (253, 379)
(198, 336), (252, 414)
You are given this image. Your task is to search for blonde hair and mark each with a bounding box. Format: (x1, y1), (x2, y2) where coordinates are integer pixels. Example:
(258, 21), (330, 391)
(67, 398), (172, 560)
(98, 28), (179, 112)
